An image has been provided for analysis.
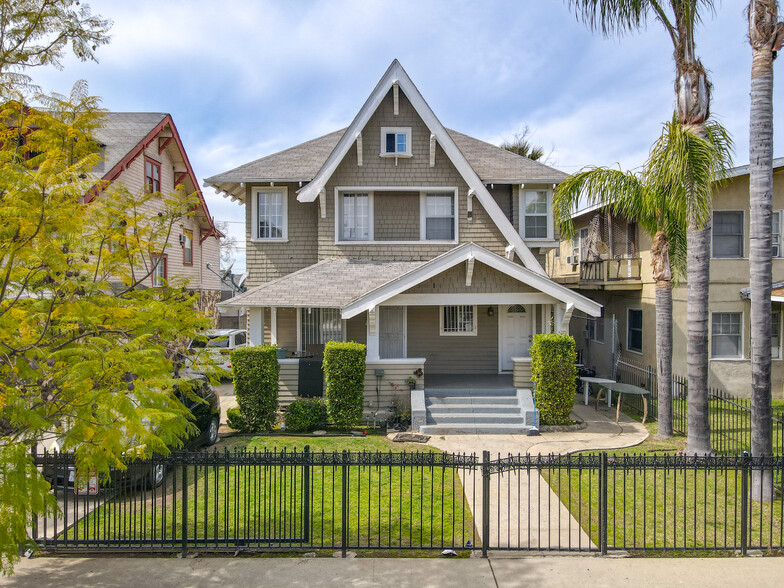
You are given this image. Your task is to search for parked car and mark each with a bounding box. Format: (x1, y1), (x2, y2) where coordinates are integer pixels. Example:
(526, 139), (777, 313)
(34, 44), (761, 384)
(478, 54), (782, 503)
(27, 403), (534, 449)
(187, 328), (246, 372)
(44, 375), (221, 490)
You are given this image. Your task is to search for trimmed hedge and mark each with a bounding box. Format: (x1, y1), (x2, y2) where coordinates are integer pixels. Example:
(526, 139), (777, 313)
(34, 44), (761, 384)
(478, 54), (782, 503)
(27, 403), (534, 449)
(530, 333), (577, 426)
(285, 398), (328, 432)
(226, 406), (250, 432)
(323, 341), (366, 429)
(230, 345), (279, 431)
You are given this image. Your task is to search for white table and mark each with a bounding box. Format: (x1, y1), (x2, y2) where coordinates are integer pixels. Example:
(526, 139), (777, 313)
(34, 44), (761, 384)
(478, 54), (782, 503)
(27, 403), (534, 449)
(579, 376), (616, 406)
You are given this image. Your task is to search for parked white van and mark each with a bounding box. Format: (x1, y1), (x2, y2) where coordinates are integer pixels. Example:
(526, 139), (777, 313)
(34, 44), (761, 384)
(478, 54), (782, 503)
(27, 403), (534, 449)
(187, 329), (246, 372)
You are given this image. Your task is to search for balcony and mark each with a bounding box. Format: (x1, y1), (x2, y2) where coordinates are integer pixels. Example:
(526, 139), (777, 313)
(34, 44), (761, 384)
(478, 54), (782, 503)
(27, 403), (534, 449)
(578, 257), (642, 289)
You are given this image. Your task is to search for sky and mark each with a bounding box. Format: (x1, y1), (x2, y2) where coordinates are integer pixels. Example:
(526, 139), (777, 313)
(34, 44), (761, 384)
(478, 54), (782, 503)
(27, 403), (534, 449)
(33, 0), (782, 273)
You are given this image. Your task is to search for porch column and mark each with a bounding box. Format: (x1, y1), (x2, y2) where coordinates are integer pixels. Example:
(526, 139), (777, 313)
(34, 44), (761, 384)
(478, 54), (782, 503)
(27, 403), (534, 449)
(248, 307), (264, 346)
(366, 306), (380, 361)
(270, 307), (278, 345)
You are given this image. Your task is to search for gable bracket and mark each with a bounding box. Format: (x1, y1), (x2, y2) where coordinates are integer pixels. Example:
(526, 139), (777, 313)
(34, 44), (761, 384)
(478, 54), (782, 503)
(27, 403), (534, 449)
(393, 82), (399, 115)
(465, 255), (475, 287)
(174, 171), (188, 187)
(467, 189), (475, 221)
(429, 133), (436, 167)
(505, 244), (514, 260)
(319, 188), (327, 219)
(356, 132), (363, 167)
(158, 136), (173, 154)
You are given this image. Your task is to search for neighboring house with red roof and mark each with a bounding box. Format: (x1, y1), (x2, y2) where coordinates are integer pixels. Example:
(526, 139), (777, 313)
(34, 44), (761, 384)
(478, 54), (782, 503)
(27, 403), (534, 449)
(90, 112), (222, 324)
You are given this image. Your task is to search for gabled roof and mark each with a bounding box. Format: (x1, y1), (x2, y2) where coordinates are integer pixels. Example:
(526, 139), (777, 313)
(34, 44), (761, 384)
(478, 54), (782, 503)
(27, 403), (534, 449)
(291, 60), (545, 275)
(89, 112), (219, 236)
(340, 243), (601, 319)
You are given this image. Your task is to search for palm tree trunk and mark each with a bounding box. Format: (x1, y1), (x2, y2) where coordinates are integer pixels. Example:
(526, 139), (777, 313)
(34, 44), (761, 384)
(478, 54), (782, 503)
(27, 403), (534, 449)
(655, 282), (673, 438)
(747, 0), (780, 502)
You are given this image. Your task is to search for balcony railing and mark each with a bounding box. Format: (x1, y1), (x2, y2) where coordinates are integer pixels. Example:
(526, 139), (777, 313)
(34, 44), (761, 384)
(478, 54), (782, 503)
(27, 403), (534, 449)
(579, 257), (642, 282)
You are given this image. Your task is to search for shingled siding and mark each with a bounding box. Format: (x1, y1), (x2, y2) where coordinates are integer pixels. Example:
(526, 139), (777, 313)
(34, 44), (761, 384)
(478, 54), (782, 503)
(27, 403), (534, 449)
(488, 184), (513, 223)
(406, 262), (537, 294)
(244, 183), (319, 287)
(373, 191), (420, 241)
(346, 313), (367, 345)
(407, 306), (498, 374)
(319, 88), (511, 262)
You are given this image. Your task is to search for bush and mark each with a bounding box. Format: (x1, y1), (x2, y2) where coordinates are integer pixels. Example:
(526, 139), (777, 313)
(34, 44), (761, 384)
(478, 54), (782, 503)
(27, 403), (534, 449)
(226, 406), (250, 432)
(230, 345), (279, 431)
(323, 341), (366, 429)
(285, 398), (328, 432)
(530, 333), (577, 425)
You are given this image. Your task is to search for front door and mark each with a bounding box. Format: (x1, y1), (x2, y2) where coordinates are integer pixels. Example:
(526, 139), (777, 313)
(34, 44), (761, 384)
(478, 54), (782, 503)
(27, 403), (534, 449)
(499, 305), (532, 372)
(380, 306), (407, 359)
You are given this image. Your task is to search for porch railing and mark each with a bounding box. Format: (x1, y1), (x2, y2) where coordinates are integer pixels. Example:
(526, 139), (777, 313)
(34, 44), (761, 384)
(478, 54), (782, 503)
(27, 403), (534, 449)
(579, 258), (642, 282)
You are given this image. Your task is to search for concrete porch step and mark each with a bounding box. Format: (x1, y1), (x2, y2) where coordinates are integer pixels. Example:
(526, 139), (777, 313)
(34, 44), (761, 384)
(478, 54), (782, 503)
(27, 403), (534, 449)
(418, 423), (534, 435)
(426, 403), (521, 414)
(425, 388), (517, 397)
(427, 413), (526, 425)
(426, 396), (519, 406)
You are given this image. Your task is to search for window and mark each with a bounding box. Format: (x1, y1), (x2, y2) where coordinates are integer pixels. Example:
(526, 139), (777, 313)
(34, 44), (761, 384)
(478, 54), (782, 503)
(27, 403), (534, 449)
(340, 193), (371, 241)
(773, 310), (781, 360)
(422, 193), (455, 241)
(522, 190), (550, 239)
(712, 211), (744, 258)
(300, 308), (344, 352)
(380, 127), (411, 156)
(151, 254), (166, 287)
(253, 187), (287, 241)
(234, 332), (246, 346)
(627, 309), (642, 353)
(773, 211), (782, 257)
(579, 228), (589, 261)
(627, 222), (638, 256)
(440, 305), (477, 336)
(182, 229), (193, 265)
(144, 158), (161, 193)
(588, 311), (605, 344)
(711, 312), (743, 359)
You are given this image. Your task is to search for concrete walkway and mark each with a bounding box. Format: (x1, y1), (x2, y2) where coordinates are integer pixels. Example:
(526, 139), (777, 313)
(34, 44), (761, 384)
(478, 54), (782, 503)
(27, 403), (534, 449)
(422, 400), (648, 550)
(6, 555), (784, 587)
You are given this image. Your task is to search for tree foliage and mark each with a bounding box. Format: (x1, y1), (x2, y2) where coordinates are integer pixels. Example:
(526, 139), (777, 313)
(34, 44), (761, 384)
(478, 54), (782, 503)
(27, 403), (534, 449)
(500, 126), (549, 162)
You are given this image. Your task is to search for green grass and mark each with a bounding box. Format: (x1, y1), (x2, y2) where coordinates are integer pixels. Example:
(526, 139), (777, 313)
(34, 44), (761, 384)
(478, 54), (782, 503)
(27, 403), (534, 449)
(65, 435), (476, 551)
(542, 422), (784, 552)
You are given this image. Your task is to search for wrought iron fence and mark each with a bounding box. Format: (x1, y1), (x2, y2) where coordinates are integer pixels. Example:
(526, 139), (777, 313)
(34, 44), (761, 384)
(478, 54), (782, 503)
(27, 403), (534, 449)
(33, 449), (784, 556)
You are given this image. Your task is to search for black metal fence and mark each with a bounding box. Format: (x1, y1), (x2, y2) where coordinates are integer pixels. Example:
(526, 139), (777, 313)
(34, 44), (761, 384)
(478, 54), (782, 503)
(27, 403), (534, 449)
(34, 449), (784, 556)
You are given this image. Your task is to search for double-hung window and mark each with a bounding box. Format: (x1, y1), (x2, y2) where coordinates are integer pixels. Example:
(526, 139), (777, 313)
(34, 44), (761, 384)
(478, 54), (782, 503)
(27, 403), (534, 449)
(522, 190), (550, 240)
(300, 308), (344, 352)
(151, 254), (166, 288)
(440, 305), (477, 336)
(711, 312), (743, 358)
(254, 187), (287, 240)
(773, 310), (782, 360)
(773, 211), (782, 257)
(182, 229), (193, 265)
(340, 193), (371, 241)
(145, 158), (161, 193)
(423, 193), (455, 241)
(627, 309), (643, 353)
(712, 211), (744, 258)
(380, 127), (411, 157)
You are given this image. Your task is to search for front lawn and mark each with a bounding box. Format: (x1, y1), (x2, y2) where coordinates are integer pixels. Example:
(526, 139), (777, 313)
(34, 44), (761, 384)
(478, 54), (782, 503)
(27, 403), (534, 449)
(66, 434), (477, 552)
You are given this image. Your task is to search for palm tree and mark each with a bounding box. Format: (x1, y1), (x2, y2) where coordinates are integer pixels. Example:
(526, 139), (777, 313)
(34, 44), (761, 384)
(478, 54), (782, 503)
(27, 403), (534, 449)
(567, 0), (721, 454)
(554, 118), (731, 439)
(747, 0), (782, 501)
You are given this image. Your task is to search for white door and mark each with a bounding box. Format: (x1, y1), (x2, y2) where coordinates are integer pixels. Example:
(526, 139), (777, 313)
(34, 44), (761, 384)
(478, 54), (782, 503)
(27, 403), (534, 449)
(379, 306), (406, 359)
(500, 305), (532, 372)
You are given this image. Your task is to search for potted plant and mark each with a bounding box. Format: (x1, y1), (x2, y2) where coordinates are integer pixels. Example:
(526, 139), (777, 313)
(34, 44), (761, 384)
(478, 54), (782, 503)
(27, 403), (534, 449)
(406, 376), (416, 390)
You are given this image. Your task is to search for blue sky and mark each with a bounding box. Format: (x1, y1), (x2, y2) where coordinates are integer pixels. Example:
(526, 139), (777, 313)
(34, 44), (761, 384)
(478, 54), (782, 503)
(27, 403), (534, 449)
(34, 1), (780, 272)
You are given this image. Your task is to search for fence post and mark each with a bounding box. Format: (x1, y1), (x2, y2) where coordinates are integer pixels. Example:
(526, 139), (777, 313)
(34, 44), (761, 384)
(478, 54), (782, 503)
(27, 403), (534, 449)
(341, 450), (348, 558)
(482, 450), (490, 558)
(599, 452), (608, 555)
(303, 445), (310, 543)
(181, 457), (188, 558)
(740, 451), (749, 556)
(646, 366), (652, 393)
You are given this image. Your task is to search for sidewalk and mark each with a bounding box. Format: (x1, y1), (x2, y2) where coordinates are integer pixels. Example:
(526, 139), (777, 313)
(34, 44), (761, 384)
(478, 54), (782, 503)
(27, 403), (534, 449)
(5, 555), (784, 587)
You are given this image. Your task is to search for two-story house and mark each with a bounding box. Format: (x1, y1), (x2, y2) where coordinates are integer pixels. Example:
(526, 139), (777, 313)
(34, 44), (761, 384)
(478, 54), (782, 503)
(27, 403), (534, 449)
(89, 112), (222, 323)
(205, 61), (600, 434)
(547, 158), (784, 398)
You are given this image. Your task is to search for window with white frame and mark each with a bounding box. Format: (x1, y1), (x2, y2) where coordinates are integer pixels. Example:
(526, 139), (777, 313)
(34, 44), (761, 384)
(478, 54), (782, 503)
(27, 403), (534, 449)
(522, 190), (550, 239)
(773, 309), (782, 360)
(423, 193), (455, 241)
(587, 310), (605, 344)
(253, 188), (287, 240)
(773, 211), (782, 257)
(151, 254), (166, 288)
(712, 211), (744, 258)
(300, 308), (344, 352)
(440, 305), (477, 336)
(627, 309), (642, 353)
(182, 229), (193, 265)
(380, 127), (411, 156)
(340, 193), (371, 241)
(711, 312), (743, 358)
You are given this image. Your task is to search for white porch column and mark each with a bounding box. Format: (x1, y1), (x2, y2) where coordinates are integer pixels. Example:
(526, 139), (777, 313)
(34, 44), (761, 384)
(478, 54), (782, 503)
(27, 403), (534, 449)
(248, 307), (264, 346)
(366, 306), (380, 361)
(554, 303), (566, 334)
(270, 307), (278, 346)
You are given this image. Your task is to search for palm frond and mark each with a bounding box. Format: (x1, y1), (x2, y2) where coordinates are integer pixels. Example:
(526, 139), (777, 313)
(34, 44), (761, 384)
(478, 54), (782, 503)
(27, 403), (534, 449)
(566, 0), (651, 37)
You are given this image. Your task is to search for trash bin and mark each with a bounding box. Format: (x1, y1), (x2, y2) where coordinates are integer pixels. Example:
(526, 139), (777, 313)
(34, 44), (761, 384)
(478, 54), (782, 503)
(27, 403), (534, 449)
(275, 348), (288, 360)
(298, 359), (324, 397)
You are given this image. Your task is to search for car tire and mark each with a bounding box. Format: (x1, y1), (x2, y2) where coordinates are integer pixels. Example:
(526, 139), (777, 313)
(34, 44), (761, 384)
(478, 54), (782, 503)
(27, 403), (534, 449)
(206, 417), (219, 446)
(146, 462), (166, 489)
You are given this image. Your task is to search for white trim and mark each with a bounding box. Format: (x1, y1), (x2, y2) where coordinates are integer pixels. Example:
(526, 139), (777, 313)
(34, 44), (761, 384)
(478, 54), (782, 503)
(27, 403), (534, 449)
(295, 60), (546, 275)
(383, 293), (559, 306)
(711, 209), (745, 259)
(365, 358), (427, 365)
(340, 242), (602, 319)
(519, 188), (554, 241)
(420, 190), (459, 242)
(380, 126), (412, 157)
(439, 305), (478, 336)
(334, 189), (375, 242)
(270, 307), (278, 346)
(626, 308), (643, 354)
(250, 186), (289, 242)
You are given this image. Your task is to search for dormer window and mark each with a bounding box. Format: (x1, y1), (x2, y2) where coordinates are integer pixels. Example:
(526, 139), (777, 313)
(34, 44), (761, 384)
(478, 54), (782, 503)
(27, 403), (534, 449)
(380, 127), (411, 157)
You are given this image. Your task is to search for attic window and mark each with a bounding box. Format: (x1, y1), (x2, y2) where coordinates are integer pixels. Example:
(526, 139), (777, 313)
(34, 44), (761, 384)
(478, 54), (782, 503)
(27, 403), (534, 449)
(380, 127), (411, 157)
